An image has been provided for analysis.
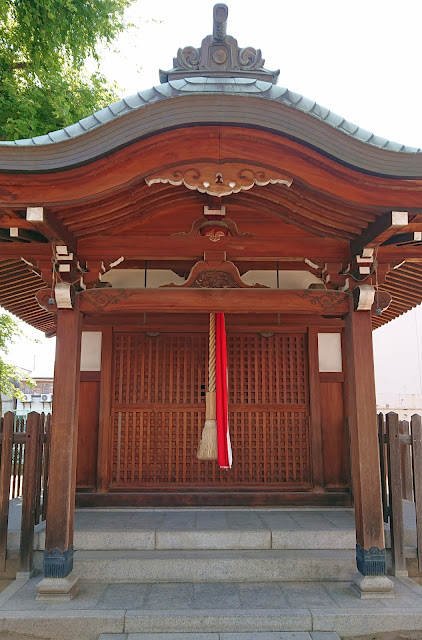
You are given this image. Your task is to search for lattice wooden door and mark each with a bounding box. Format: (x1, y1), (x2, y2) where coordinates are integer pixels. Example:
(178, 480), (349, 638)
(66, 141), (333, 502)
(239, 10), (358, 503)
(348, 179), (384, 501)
(110, 331), (310, 489)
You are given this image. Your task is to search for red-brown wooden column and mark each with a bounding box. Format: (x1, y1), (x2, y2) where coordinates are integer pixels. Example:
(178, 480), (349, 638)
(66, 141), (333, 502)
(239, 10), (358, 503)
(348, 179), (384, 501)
(43, 309), (81, 579)
(345, 299), (387, 577)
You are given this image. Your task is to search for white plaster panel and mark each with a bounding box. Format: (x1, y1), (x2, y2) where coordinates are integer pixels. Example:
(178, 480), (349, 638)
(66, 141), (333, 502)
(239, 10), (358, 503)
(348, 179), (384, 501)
(318, 332), (342, 372)
(103, 268), (185, 288)
(80, 331), (102, 371)
(241, 270), (322, 289)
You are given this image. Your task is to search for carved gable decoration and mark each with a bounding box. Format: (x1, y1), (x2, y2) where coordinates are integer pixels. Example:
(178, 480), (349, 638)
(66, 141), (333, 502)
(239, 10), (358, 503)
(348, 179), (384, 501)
(173, 217), (256, 240)
(161, 257), (268, 289)
(146, 163), (292, 197)
(159, 3), (279, 83)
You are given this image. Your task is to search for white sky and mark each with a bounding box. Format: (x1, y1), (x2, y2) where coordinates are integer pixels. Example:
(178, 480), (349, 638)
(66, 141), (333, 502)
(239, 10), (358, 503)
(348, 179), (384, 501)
(3, 0), (422, 392)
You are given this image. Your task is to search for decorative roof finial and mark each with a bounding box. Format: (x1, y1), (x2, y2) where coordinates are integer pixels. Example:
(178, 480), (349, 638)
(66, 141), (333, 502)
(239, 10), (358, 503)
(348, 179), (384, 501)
(159, 3), (279, 84)
(213, 3), (228, 41)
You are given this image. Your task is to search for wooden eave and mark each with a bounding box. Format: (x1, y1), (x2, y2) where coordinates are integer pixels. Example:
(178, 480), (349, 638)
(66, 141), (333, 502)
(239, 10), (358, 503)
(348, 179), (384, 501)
(0, 115), (421, 333)
(0, 260), (54, 334)
(0, 94), (422, 178)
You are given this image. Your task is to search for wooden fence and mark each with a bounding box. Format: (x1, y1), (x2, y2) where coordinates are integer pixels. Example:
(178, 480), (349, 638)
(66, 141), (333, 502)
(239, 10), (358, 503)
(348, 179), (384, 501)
(378, 411), (422, 575)
(0, 411), (52, 574)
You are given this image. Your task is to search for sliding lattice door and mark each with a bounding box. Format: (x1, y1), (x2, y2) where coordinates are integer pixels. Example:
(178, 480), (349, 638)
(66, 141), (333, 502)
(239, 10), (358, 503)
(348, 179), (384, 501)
(110, 331), (310, 489)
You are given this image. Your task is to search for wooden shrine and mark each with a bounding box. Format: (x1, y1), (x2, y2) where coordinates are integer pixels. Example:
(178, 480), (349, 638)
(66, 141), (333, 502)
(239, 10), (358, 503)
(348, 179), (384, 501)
(1, 3), (422, 592)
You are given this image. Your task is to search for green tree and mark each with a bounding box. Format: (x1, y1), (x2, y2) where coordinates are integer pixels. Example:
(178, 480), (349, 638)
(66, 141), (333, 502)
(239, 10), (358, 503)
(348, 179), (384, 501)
(0, 313), (34, 415)
(0, 0), (133, 140)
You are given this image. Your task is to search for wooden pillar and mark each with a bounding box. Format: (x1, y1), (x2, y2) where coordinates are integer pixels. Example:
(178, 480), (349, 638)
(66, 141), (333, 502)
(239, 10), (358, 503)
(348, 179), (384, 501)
(96, 326), (112, 493)
(43, 309), (81, 578)
(308, 327), (324, 490)
(345, 299), (386, 576)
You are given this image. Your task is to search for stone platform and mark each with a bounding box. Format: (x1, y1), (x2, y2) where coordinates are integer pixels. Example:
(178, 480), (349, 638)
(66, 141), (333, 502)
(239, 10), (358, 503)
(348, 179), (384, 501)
(0, 574), (422, 640)
(4, 505), (418, 639)
(7, 505), (357, 553)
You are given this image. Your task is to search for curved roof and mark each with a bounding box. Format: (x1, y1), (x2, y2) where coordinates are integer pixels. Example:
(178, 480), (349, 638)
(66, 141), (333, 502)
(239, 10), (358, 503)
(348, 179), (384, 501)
(0, 77), (422, 177)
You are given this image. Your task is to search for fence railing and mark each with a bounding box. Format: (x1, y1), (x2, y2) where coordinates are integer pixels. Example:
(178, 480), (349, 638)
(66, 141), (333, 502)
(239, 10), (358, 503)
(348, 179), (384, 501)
(0, 411), (52, 574)
(378, 411), (422, 575)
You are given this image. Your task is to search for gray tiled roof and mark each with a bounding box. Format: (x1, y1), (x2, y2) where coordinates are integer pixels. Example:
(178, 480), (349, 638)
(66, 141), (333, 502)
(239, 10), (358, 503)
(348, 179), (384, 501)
(1, 77), (420, 153)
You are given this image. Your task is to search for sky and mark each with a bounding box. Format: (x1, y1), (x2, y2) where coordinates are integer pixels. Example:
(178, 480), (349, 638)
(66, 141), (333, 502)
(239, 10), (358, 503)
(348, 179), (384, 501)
(3, 0), (422, 392)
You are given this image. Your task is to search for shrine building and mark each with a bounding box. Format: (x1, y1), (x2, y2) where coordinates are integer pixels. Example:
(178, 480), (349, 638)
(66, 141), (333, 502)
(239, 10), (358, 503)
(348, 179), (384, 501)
(1, 3), (422, 595)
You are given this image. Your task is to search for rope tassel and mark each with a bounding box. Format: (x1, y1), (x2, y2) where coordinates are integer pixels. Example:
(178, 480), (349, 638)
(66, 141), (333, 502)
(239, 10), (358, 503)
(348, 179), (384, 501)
(197, 313), (218, 460)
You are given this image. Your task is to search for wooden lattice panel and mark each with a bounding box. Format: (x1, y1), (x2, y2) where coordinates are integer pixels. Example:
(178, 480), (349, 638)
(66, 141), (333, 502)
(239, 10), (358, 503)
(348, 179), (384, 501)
(110, 332), (310, 487)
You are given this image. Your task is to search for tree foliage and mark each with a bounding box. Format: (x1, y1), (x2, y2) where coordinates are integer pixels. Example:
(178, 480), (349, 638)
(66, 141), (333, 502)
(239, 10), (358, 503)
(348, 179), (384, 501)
(0, 0), (133, 140)
(0, 314), (34, 414)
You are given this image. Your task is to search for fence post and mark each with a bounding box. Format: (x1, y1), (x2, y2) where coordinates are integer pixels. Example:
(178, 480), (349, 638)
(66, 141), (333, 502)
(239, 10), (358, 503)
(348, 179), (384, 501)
(19, 412), (40, 575)
(378, 413), (389, 523)
(34, 413), (44, 525)
(41, 414), (52, 522)
(411, 414), (422, 572)
(0, 412), (14, 572)
(400, 420), (413, 501)
(386, 411), (407, 575)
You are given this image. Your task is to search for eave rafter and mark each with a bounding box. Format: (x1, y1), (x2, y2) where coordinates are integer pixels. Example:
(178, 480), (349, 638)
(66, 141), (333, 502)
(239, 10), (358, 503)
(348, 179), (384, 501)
(0, 206), (78, 254)
(351, 211), (410, 258)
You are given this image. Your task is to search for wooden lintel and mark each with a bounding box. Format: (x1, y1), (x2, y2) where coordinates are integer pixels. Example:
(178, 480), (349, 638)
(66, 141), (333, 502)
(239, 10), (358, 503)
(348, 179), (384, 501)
(377, 245), (422, 260)
(77, 288), (349, 316)
(9, 227), (47, 243)
(26, 207), (77, 254)
(0, 218), (33, 229)
(351, 211), (409, 257)
(0, 243), (54, 259)
(77, 236), (349, 263)
(381, 232), (422, 246)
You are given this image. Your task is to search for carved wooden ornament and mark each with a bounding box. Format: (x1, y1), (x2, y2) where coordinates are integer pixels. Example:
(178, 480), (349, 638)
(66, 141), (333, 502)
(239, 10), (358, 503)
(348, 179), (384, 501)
(161, 258), (268, 289)
(173, 217), (256, 240)
(146, 163), (293, 197)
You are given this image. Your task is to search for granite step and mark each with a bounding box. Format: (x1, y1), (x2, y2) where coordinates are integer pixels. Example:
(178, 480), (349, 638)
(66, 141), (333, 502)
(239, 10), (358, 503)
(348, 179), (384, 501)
(31, 527), (356, 551)
(99, 633), (341, 640)
(64, 549), (356, 583)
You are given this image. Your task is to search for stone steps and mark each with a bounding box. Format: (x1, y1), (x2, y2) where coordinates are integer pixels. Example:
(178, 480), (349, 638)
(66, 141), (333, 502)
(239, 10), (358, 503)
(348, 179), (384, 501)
(99, 634), (341, 640)
(60, 549), (356, 583)
(9, 526), (355, 552)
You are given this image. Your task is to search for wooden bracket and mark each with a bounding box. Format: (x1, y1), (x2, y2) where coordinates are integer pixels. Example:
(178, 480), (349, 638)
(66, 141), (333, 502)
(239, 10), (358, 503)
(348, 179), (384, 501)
(321, 263), (348, 289)
(351, 211), (409, 259)
(26, 207), (77, 255)
(81, 260), (105, 289)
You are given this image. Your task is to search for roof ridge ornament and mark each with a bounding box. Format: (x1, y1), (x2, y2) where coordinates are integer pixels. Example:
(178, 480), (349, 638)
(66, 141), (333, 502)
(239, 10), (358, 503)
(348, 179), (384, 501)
(159, 3), (279, 84)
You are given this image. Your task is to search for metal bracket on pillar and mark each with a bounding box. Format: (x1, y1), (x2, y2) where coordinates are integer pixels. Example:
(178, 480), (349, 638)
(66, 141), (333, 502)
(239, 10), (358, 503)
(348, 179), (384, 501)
(43, 547), (74, 579)
(352, 285), (376, 311)
(356, 544), (387, 576)
(54, 282), (75, 309)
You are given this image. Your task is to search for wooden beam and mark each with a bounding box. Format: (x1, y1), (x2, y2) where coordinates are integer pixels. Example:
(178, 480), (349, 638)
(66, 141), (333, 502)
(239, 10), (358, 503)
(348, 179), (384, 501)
(381, 232), (422, 246)
(26, 207), (77, 254)
(78, 236), (349, 263)
(9, 227), (48, 243)
(351, 211), (409, 258)
(0, 243), (53, 259)
(0, 218), (33, 229)
(378, 245), (422, 260)
(77, 288), (349, 316)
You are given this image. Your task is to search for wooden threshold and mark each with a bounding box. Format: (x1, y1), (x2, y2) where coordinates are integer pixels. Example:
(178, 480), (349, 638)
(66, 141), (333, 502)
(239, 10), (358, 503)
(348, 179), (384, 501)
(76, 490), (352, 508)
